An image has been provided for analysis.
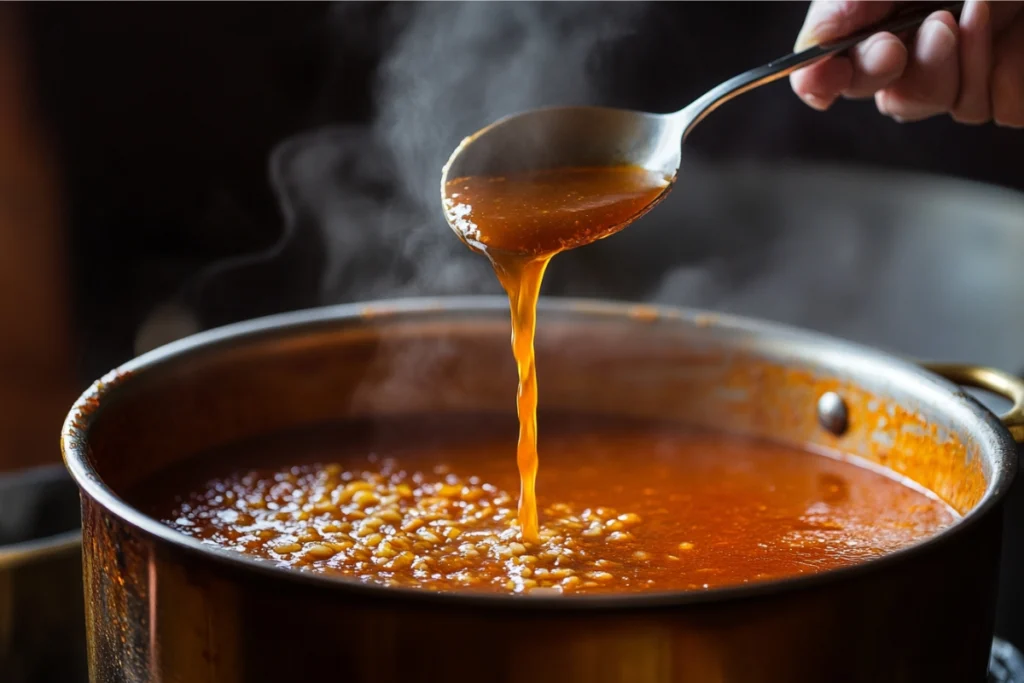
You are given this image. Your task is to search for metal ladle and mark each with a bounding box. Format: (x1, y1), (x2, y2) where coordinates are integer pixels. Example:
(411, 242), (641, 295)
(441, 2), (963, 191)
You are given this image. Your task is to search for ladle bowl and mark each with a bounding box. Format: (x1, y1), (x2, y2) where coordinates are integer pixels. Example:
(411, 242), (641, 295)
(440, 2), (963, 190)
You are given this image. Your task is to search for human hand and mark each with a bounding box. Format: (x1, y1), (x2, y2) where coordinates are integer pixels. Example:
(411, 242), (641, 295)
(789, 1), (1024, 127)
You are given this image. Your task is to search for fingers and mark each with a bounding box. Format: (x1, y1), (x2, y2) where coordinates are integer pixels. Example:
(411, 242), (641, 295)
(875, 11), (960, 122)
(792, 1), (1024, 127)
(789, 28), (907, 109)
(794, 0), (895, 50)
(952, 0), (992, 124)
(991, 8), (1024, 127)
(790, 57), (854, 110)
(790, 0), (895, 108)
(789, 32), (909, 109)
(845, 32), (908, 99)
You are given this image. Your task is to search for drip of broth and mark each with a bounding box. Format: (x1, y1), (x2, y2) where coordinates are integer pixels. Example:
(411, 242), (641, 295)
(442, 166), (671, 541)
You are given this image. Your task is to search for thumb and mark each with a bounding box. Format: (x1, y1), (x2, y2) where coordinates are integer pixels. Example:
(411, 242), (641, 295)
(795, 1), (897, 50)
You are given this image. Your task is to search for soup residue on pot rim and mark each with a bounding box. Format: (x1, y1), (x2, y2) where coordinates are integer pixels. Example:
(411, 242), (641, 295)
(146, 414), (955, 595)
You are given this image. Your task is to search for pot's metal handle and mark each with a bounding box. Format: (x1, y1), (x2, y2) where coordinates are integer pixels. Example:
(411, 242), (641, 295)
(922, 363), (1024, 443)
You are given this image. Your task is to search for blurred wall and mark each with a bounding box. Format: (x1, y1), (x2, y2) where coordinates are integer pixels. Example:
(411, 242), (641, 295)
(0, 5), (75, 471)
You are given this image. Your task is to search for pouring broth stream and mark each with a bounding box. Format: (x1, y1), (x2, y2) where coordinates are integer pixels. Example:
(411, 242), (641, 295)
(442, 165), (672, 541)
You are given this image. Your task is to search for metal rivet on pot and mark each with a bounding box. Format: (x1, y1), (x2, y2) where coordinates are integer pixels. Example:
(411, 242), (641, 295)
(817, 392), (849, 436)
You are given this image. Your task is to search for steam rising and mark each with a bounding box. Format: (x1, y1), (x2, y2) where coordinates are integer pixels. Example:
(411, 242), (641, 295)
(273, 2), (644, 303)
(197, 2), (1024, 372)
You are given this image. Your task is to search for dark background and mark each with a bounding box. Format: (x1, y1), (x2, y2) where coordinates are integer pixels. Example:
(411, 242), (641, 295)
(22, 1), (1024, 381)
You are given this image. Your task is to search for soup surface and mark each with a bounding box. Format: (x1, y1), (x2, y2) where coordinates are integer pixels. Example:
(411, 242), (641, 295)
(443, 165), (670, 542)
(146, 414), (954, 595)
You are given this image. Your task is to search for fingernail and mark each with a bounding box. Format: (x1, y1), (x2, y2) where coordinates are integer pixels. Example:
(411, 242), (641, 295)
(960, 0), (978, 26)
(795, 30), (815, 52)
(960, 0), (988, 29)
(802, 93), (833, 111)
(917, 19), (956, 64)
(795, 20), (833, 51)
(875, 91), (889, 115)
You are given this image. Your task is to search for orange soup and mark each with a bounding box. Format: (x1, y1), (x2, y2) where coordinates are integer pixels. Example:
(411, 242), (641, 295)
(443, 165), (670, 541)
(144, 414), (954, 595)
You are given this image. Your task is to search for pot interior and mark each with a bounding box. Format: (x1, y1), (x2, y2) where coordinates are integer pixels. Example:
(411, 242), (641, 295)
(72, 300), (1007, 531)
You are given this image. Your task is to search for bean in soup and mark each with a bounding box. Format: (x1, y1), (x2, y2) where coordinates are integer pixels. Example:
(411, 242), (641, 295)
(146, 414), (954, 595)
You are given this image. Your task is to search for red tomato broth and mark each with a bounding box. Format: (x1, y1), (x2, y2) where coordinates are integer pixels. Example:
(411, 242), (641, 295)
(142, 413), (955, 595)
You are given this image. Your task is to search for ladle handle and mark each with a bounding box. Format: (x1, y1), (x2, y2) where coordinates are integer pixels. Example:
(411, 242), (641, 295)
(922, 362), (1024, 444)
(676, 1), (965, 138)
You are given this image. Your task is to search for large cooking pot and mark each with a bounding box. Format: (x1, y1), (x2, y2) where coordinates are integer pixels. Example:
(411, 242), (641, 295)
(62, 298), (1024, 683)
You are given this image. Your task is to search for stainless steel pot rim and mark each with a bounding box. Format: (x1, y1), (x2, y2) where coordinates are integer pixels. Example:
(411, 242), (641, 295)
(61, 296), (1018, 611)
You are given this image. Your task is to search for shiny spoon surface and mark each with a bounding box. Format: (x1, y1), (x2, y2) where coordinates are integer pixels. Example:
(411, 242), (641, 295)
(441, 2), (963, 198)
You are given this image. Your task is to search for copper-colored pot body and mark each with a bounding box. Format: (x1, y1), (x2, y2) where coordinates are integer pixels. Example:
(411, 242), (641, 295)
(62, 298), (1019, 683)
